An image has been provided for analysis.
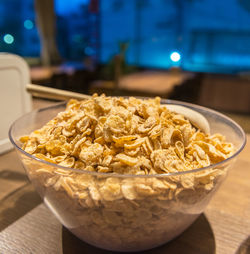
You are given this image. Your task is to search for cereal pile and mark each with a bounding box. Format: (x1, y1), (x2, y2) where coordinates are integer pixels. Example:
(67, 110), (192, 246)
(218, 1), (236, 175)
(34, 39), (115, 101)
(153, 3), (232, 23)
(21, 94), (233, 175)
(20, 95), (235, 251)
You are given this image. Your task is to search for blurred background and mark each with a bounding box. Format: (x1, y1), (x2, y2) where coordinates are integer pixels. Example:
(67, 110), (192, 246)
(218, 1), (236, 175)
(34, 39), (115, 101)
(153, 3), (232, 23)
(1, 0), (250, 130)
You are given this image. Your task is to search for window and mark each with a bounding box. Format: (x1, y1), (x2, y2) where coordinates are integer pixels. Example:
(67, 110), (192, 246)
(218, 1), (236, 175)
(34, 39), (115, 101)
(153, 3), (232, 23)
(100, 0), (250, 73)
(1, 0), (250, 73)
(0, 0), (40, 57)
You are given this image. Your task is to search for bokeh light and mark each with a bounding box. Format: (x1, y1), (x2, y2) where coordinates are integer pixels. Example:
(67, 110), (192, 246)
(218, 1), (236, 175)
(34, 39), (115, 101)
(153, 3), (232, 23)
(24, 19), (34, 30)
(3, 34), (14, 44)
(170, 51), (181, 62)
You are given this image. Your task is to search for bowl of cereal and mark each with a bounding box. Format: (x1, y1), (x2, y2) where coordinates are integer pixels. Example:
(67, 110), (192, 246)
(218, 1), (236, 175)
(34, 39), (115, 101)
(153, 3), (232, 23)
(9, 95), (246, 252)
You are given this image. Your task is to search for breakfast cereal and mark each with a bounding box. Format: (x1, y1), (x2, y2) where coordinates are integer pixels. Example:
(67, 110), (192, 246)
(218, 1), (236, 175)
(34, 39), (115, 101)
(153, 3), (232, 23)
(20, 94), (234, 251)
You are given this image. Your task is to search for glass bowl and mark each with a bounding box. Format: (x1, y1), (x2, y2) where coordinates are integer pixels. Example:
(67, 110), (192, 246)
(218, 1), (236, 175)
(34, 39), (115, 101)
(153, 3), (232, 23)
(9, 99), (246, 252)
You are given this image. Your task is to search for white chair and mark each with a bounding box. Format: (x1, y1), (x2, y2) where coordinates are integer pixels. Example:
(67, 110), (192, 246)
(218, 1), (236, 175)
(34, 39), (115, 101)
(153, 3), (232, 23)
(0, 53), (32, 154)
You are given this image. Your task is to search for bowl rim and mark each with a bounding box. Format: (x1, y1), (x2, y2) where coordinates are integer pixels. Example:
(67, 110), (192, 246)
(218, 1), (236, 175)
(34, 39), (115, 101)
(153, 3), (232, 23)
(9, 99), (247, 178)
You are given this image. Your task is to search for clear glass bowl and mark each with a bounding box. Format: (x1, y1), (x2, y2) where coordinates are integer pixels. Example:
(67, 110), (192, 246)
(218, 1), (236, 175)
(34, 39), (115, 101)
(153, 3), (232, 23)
(9, 99), (246, 252)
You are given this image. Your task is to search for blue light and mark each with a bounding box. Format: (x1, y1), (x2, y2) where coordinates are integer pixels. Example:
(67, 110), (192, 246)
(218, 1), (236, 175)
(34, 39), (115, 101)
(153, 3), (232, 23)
(85, 46), (95, 55)
(170, 51), (181, 62)
(24, 19), (34, 30)
(3, 34), (14, 44)
(55, 0), (89, 15)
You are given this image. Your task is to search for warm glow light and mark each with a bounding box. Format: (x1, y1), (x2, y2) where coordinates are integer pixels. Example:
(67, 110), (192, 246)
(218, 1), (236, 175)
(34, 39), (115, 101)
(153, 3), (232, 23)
(170, 51), (181, 62)
(3, 34), (14, 44)
(24, 19), (34, 30)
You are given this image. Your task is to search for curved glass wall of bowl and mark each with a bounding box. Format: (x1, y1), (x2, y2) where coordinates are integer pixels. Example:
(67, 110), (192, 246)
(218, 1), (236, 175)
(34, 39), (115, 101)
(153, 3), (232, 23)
(9, 99), (246, 252)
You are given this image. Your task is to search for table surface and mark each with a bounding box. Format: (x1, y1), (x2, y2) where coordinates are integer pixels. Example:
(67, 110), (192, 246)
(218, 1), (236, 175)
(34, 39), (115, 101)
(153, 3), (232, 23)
(0, 99), (249, 254)
(119, 71), (194, 94)
(90, 71), (194, 98)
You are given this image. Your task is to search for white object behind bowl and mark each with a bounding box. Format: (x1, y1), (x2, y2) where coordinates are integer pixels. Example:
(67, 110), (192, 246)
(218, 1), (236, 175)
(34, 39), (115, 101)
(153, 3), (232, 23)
(0, 53), (31, 154)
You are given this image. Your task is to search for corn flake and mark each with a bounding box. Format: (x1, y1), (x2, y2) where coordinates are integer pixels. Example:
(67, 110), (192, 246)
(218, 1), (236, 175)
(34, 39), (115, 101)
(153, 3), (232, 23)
(20, 95), (235, 249)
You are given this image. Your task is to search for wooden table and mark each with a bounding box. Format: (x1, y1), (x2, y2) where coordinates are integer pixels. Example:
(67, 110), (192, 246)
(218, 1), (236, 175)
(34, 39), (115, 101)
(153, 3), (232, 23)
(90, 71), (195, 98)
(0, 99), (249, 254)
(119, 71), (194, 95)
(31, 62), (85, 83)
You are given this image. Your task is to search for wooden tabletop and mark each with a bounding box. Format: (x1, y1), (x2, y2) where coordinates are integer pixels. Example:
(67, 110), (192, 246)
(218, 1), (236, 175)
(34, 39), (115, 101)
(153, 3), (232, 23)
(0, 99), (249, 254)
(119, 71), (194, 94)
(30, 62), (85, 83)
(90, 71), (194, 98)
